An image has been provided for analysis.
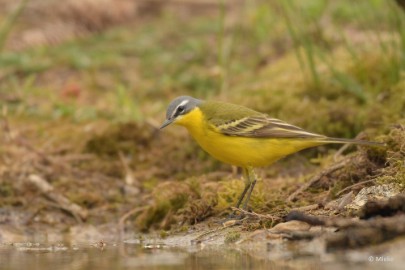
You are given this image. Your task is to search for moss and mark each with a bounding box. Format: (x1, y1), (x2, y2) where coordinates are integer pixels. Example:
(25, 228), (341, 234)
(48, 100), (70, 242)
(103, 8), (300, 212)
(224, 231), (241, 244)
(216, 179), (243, 210)
(135, 181), (195, 231)
(376, 174), (405, 188)
(0, 183), (14, 197)
(348, 53), (402, 92)
(244, 222), (263, 231)
(373, 125), (405, 187)
(66, 191), (104, 208)
(179, 225), (189, 232)
(159, 230), (169, 239)
(136, 203), (171, 232)
(85, 122), (156, 157)
(329, 179), (352, 199)
(142, 177), (160, 191)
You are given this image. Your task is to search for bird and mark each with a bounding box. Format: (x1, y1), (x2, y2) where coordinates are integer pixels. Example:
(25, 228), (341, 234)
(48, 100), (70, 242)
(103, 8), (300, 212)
(160, 96), (382, 211)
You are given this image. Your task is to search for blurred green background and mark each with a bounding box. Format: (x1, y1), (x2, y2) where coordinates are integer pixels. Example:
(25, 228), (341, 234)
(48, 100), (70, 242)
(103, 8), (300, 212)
(1, 0), (403, 128)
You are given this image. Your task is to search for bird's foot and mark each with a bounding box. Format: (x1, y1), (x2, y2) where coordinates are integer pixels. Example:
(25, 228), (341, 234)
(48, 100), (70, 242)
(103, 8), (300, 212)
(217, 212), (246, 226)
(227, 212), (246, 220)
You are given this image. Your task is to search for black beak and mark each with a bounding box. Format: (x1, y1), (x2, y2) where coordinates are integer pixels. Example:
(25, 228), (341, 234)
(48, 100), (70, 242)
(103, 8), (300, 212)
(160, 118), (174, 129)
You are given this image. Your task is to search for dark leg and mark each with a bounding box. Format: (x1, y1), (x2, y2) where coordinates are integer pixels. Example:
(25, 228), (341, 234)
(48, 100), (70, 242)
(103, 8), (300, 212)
(235, 168), (251, 208)
(242, 178), (256, 210)
(220, 168), (251, 221)
(221, 167), (257, 224)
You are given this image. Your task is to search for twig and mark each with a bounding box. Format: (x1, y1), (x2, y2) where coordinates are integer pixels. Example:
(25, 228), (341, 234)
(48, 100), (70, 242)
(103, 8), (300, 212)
(333, 132), (368, 161)
(287, 157), (352, 202)
(231, 207), (282, 223)
(23, 197), (85, 224)
(285, 210), (402, 228)
(118, 206), (148, 239)
(285, 210), (352, 227)
(118, 151), (136, 185)
(333, 144), (350, 161)
(286, 210), (405, 250)
(27, 174), (88, 221)
(291, 203), (319, 212)
(336, 179), (376, 196)
(191, 224), (237, 244)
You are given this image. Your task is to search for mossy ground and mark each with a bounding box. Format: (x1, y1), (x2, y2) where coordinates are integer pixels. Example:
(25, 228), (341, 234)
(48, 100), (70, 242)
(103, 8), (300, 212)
(0, 0), (404, 234)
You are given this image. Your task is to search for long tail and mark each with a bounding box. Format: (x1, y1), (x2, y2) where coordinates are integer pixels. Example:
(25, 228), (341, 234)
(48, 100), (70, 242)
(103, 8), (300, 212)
(321, 137), (384, 147)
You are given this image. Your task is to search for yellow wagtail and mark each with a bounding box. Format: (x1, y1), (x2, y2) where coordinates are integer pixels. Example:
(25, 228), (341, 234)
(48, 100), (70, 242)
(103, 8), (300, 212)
(160, 96), (382, 210)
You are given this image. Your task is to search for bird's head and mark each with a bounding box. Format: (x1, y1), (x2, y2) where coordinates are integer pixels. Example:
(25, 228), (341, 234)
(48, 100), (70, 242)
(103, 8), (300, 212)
(160, 96), (202, 129)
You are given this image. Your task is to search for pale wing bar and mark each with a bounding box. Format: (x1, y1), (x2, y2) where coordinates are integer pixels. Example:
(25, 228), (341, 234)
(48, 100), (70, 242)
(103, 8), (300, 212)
(218, 116), (325, 139)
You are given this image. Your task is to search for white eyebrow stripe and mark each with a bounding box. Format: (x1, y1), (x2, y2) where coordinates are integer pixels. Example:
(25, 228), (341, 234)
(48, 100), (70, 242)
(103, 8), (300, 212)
(178, 99), (189, 107)
(170, 99), (189, 119)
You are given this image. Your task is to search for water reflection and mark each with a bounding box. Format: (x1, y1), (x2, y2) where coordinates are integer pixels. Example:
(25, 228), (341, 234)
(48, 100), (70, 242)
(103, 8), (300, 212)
(0, 240), (402, 270)
(0, 241), (303, 270)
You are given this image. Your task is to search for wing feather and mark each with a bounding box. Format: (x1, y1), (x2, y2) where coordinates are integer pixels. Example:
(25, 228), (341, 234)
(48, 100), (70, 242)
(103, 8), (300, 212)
(216, 116), (325, 139)
(199, 101), (325, 139)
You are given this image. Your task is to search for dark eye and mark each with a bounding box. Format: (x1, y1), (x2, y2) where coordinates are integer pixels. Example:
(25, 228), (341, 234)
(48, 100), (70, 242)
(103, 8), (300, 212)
(177, 106), (185, 113)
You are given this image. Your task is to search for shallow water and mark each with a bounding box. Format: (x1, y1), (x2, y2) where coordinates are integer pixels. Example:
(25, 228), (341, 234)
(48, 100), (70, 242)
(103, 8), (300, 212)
(0, 239), (403, 270)
(0, 242), (278, 270)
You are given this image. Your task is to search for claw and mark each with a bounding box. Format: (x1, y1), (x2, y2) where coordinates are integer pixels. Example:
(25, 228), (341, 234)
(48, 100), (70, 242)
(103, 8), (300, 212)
(216, 212), (246, 226)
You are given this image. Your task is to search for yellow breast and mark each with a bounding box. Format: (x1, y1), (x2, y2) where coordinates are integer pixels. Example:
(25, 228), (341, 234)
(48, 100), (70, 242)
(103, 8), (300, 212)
(174, 108), (323, 168)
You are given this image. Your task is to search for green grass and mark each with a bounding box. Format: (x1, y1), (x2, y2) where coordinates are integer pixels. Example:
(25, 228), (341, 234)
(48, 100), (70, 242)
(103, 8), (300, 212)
(0, 0), (29, 51)
(0, 0), (402, 139)
(1, 1), (402, 116)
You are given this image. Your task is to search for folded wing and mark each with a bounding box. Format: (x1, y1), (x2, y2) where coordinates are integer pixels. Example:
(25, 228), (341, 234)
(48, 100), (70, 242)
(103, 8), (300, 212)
(215, 116), (326, 139)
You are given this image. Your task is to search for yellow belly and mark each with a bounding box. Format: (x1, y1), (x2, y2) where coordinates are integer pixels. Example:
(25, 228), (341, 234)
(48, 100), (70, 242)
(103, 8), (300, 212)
(193, 129), (323, 167)
(174, 108), (324, 168)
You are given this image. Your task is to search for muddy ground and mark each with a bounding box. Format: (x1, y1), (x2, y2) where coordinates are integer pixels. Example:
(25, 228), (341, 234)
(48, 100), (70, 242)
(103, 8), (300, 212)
(0, 0), (404, 264)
